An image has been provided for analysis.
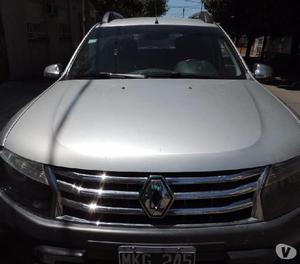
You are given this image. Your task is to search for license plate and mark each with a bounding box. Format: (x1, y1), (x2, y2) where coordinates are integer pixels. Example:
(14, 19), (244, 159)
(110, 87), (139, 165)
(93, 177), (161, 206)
(119, 246), (196, 264)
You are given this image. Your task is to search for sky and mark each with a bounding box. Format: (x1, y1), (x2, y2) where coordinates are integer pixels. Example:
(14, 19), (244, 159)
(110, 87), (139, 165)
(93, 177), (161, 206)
(165, 0), (205, 18)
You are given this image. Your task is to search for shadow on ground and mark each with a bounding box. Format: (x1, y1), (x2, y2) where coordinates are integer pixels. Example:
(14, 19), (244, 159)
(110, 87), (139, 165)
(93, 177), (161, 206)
(0, 81), (52, 129)
(263, 75), (300, 91)
(0, 227), (36, 263)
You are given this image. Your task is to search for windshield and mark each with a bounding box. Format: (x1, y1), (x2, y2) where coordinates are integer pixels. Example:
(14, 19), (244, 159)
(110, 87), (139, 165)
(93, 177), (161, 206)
(67, 25), (246, 80)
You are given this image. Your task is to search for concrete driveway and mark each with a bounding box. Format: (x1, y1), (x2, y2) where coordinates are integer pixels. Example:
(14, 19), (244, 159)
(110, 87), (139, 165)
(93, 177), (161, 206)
(0, 81), (51, 129)
(266, 85), (300, 115)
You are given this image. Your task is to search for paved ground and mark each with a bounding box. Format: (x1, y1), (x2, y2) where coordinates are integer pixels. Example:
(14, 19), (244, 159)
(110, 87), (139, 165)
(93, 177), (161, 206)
(266, 85), (300, 114)
(0, 81), (299, 263)
(0, 81), (51, 129)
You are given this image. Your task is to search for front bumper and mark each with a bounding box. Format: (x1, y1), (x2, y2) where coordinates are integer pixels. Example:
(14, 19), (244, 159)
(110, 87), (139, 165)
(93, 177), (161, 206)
(1, 191), (300, 263)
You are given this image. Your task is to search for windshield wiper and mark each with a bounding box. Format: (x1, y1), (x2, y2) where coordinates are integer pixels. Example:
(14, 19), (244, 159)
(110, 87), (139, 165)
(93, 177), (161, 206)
(70, 72), (146, 80)
(144, 72), (224, 79)
(70, 72), (226, 80)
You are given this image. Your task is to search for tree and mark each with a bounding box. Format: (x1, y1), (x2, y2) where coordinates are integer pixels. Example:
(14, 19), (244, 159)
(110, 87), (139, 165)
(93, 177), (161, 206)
(90, 0), (168, 18)
(203, 0), (271, 60)
(203, 0), (300, 67)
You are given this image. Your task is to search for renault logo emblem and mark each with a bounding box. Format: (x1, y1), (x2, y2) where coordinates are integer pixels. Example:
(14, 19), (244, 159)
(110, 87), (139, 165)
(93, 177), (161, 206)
(140, 175), (174, 218)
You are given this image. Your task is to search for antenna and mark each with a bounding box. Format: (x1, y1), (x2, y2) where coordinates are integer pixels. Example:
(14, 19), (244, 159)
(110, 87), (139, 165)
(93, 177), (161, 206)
(154, 0), (159, 24)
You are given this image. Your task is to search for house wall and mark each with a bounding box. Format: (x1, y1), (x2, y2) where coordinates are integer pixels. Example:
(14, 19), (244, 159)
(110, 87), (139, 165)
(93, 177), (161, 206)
(0, 0), (97, 80)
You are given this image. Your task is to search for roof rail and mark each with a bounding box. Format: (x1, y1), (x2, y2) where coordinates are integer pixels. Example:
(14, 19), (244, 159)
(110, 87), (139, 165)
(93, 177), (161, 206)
(102, 11), (124, 24)
(189, 11), (214, 24)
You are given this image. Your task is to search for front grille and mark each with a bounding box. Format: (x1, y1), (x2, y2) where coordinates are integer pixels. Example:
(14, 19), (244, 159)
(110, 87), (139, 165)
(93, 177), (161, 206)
(50, 167), (266, 227)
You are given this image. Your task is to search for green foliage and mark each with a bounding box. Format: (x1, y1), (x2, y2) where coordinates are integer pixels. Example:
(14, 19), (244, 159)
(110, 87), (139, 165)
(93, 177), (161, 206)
(141, 0), (168, 17)
(90, 0), (168, 17)
(204, 0), (300, 64)
(203, 0), (300, 38)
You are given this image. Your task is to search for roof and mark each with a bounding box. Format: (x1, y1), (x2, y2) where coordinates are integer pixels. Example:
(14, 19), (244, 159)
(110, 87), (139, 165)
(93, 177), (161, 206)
(100, 17), (218, 28)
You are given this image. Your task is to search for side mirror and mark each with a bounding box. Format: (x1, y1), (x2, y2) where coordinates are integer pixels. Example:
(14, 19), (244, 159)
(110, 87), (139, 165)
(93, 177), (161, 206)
(44, 64), (63, 79)
(253, 63), (273, 81)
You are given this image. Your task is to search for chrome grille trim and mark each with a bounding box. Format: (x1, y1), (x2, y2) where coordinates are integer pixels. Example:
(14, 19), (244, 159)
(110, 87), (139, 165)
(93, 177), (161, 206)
(168, 199), (253, 215)
(62, 197), (253, 216)
(54, 170), (147, 184)
(56, 215), (155, 227)
(57, 179), (257, 201)
(62, 198), (144, 215)
(173, 182), (258, 200)
(52, 167), (266, 227)
(56, 215), (256, 228)
(57, 180), (139, 199)
(165, 168), (262, 185)
(54, 168), (261, 185)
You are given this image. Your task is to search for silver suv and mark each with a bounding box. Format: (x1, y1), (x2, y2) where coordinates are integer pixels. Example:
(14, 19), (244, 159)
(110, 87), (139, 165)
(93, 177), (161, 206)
(1, 12), (300, 264)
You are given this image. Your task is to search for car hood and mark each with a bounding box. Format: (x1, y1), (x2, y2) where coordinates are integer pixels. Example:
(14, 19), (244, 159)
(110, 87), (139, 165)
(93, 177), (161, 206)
(3, 79), (300, 172)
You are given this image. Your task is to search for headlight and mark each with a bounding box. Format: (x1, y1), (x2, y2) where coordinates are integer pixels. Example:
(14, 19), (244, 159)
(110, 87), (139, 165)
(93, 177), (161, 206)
(262, 156), (300, 220)
(0, 148), (48, 185)
(0, 148), (53, 217)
